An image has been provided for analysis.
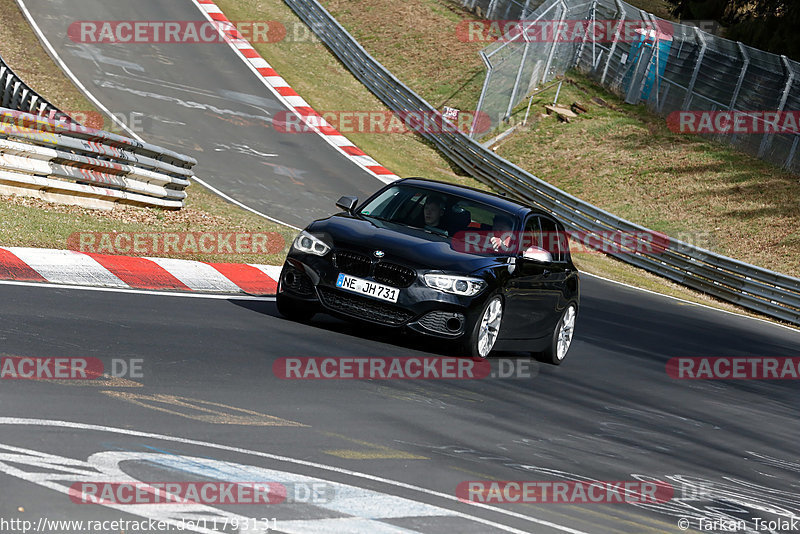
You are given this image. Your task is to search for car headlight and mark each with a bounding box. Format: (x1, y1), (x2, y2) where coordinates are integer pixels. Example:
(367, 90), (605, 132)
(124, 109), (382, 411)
(423, 273), (486, 296)
(292, 231), (331, 256)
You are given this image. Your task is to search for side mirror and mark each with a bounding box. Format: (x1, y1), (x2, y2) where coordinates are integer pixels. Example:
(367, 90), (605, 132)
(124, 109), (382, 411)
(522, 246), (553, 263)
(336, 196), (358, 213)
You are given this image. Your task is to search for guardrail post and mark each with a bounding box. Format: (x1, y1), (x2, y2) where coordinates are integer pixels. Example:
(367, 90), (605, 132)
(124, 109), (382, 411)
(487, 0), (499, 19)
(727, 43), (749, 144)
(471, 50), (494, 138)
(648, 13), (662, 110)
(600, 0), (625, 85)
(507, 36), (532, 118)
(541, 0), (568, 84)
(624, 10), (657, 104)
(681, 26), (706, 110)
(758, 55), (794, 158)
(522, 0), (532, 17)
(573, 0), (598, 69)
(729, 43), (749, 110)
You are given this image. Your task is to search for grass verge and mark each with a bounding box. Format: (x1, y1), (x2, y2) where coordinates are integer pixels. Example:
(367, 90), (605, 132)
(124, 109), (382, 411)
(308, 0), (797, 322)
(0, 0), (290, 265)
(1, 0), (795, 325)
(318, 0), (800, 276)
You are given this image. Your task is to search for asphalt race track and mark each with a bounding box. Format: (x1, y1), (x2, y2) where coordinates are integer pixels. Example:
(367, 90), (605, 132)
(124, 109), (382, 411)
(18, 0), (389, 227)
(3, 0), (800, 533)
(1, 278), (799, 533)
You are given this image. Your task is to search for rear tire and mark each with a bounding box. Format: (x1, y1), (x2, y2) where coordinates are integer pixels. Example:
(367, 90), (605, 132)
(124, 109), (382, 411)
(534, 303), (577, 365)
(459, 294), (503, 359)
(276, 293), (316, 322)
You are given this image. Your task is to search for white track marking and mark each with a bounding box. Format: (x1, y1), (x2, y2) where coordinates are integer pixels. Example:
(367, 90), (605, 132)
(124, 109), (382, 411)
(0, 418), (592, 534)
(188, 0), (397, 185)
(14, 0), (299, 231)
(0, 279), (276, 300)
(190, 176), (300, 229)
(13, 1), (799, 333)
(582, 271), (800, 334)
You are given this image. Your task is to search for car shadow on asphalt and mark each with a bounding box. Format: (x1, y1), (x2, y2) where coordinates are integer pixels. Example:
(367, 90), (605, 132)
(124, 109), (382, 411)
(230, 298), (535, 366)
(230, 298), (467, 356)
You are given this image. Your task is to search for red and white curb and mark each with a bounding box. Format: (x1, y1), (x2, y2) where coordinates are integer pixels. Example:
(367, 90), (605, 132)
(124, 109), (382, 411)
(192, 0), (398, 184)
(0, 247), (280, 295)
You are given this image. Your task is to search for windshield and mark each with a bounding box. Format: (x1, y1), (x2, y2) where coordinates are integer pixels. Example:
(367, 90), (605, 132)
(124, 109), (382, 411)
(359, 185), (517, 253)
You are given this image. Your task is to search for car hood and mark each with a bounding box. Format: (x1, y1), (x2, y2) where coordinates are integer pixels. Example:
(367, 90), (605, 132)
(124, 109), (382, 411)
(308, 214), (507, 273)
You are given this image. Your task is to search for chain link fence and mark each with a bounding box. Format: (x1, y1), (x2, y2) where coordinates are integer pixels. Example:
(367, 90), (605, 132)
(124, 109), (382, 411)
(463, 0), (800, 173)
(466, 0), (585, 136)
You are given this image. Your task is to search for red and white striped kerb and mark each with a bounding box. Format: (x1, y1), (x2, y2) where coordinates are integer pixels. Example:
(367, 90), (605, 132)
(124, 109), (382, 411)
(192, 0), (398, 183)
(0, 247), (280, 294)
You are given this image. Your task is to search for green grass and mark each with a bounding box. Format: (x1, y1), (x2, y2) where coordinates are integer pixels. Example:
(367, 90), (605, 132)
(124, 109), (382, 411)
(2, 0), (796, 323)
(311, 0), (799, 278)
(0, 0), (98, 116)
(298, 0), (798, 321)
(495, 71), (800, 276)
(0, 186), (294, 265)
(0, 0), (292, 265)
(212, 0), (486, 185)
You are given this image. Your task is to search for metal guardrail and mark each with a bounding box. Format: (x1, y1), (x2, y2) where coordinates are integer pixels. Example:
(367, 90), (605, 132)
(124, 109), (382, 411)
(0, 53), (68, 120)
(0, 108), (196, 208)
(284, 0), (800, 325)
(0, 53), (196, 209)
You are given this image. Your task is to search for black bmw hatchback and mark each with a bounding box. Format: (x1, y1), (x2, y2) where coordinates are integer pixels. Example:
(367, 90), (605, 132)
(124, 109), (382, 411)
(277, 178), (580, 364)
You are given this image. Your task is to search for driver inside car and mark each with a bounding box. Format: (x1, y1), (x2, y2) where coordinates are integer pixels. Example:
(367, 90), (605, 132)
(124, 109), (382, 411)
(423, 196), (447, 233)
(490, 214), (514, 252)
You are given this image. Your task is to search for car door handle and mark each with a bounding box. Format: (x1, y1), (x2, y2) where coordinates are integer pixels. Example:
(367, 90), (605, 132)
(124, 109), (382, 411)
(542, 269), (551, 277)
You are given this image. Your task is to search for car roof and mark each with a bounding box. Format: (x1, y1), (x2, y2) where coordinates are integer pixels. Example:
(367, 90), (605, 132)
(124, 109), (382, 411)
(396, 177), (547, 219)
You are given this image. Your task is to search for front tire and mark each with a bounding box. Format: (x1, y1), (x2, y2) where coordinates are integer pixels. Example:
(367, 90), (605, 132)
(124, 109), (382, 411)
(276, 293), (316, 322)
(460, 294), (503, 359)
(535, 303), (577, 365)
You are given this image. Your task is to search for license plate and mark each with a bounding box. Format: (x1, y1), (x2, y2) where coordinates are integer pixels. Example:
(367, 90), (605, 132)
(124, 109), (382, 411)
(336, 274), (399, 303)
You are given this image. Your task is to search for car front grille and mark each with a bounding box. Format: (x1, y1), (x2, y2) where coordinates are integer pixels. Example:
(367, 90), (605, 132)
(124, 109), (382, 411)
(333, 250), (416, 288)
(333, 251), (372, 278)
(374, 262), (416, 288)
(317, 286), (414, 326)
